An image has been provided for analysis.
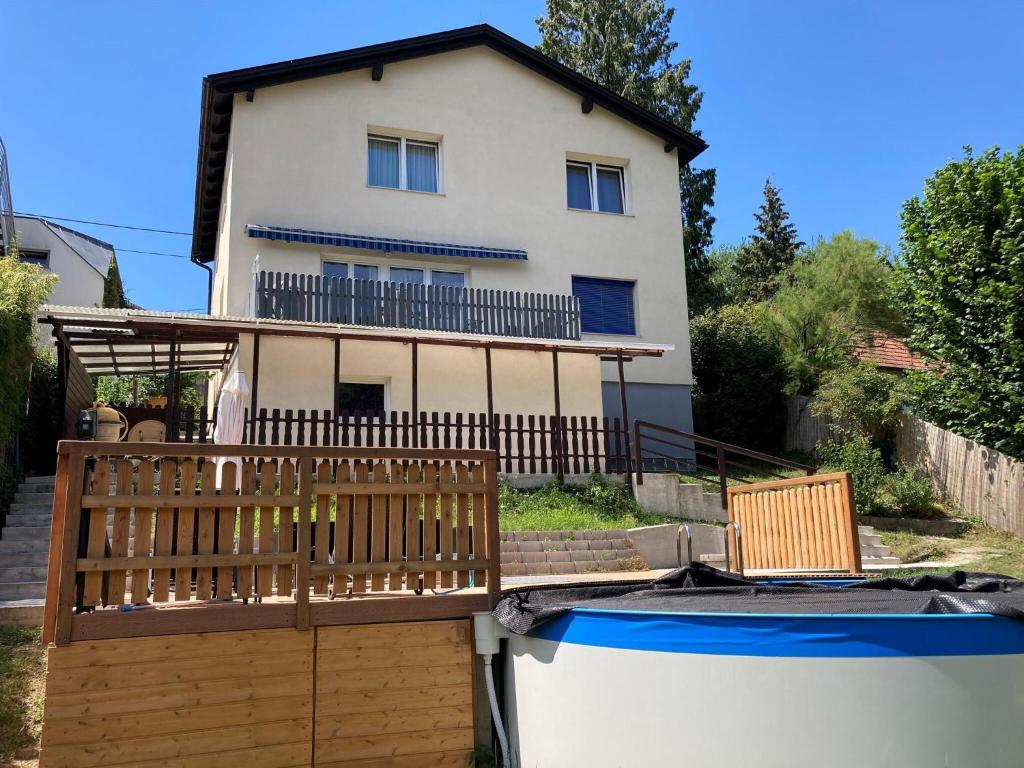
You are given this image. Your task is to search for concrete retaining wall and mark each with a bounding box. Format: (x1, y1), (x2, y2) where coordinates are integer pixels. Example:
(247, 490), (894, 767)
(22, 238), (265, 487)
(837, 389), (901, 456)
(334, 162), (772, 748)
(627, 523), (725, 569)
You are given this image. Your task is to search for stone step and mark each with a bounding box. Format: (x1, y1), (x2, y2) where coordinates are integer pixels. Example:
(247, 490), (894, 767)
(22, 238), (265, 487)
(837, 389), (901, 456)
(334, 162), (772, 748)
(860, 544), (893, 558)
(503, 548), (639, 565)
(0, 600), (45, 626)
(0, 565), (48, 583)
(24, 475), (56, 485)
(860, 533), (883, 547)
(0, 581), (46, 600)
(0, 550), (47, 567)
(862, 556), (902, 567)
(8, 500), (54, 514)
(501, 558), (644, 577)
(14, 491), (55, 504)
(500, 538), (634, 553)
(5, 512), (53, 528)
(0, 538), (51, 554)
(499, 529), (629, 542)
(1, 525), (51, 541)
(17, 482), (55, 494)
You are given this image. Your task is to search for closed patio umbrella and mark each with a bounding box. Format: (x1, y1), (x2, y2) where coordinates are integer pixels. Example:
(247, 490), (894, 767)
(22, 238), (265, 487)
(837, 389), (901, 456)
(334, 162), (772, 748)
(213, 370), (250, 490)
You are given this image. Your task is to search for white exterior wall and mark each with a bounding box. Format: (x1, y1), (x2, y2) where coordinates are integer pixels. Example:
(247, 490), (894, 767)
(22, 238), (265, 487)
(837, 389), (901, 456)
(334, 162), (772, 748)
(13, 220), (106, 308)
(213, 45), (691, 391)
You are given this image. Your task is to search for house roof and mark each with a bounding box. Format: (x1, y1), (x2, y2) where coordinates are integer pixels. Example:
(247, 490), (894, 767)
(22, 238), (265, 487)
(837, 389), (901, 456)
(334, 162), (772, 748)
(851, 333), (928, 372)
(14, 215), (114, 278)
(191, 24), (709, 265)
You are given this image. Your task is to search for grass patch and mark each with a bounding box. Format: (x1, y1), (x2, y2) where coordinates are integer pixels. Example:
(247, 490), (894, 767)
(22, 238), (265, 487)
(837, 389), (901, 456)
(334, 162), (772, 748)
(499, 479), (676, 531)
(879, 530), (952, 563)
(0, 625), (46, 766)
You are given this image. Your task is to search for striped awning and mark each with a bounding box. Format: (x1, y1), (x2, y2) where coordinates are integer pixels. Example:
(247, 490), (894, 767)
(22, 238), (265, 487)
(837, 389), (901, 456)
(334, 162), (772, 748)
(247, 224), (527, 261)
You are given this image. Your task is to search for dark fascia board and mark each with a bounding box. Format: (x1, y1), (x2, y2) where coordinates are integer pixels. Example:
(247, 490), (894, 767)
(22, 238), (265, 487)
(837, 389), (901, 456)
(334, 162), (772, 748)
(190, 24), (709, 263)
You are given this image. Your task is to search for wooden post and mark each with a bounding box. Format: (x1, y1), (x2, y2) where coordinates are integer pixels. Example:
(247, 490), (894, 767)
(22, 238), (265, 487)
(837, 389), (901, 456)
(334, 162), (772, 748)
(485, 346), (494, 449)
(552, 349), (563, 483)
(41, 452), (69, 645)
(54, 451), (86, 646)
(332, 336), (340, 446)
(716, 447), (728, 509)
(411, 340), (419, 448)
(842, 471), (863, 572)
(295, 456), (313, 630)
(617, 352), (632, 482)
(54, 327), (68, 438)
(483, 455), (502, 608)
(164, 336), (178, 442)
(250, 332), (261, 444)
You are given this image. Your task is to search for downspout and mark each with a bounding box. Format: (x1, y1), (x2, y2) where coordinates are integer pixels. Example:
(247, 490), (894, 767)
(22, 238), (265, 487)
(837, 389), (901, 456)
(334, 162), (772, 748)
(192, 255), (214, 314)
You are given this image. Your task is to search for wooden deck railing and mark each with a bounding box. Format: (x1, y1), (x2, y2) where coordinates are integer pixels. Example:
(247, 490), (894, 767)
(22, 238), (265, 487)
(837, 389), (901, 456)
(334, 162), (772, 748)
(43, 442), (501, 645)
(726, 472), (862, 574)
(255, 271), (582, 340)
(241, 408), (631, 476)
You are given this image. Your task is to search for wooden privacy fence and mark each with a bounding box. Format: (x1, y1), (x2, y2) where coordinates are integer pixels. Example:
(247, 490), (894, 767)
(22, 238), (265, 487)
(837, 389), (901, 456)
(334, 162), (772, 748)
(255, 271), (582, 341)
(241, 408), (631, 476)
(727, 472), (862, 574)
(43, 442), (501, 645)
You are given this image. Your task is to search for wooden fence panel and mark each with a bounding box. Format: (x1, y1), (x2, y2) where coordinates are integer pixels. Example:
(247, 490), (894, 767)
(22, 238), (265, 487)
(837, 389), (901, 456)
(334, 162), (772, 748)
(727, 472), (861, 574)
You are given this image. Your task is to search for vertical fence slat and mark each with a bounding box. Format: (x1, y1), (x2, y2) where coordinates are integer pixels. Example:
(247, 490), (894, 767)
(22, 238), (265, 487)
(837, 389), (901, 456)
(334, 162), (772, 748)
(388, 460), (405, 591)
(314, 460), (331, 594)
(257, 461), (276, 598)
(215, 461), (237, 599)
(173, 460), (197, 601)
(422, 463), (438, 590)
(456, 463), (470, 589)
(276, 460), (296, 598)
(439, 463), (454, 588)
(351, 461), (370, 593)
(236, 461), (257, 600)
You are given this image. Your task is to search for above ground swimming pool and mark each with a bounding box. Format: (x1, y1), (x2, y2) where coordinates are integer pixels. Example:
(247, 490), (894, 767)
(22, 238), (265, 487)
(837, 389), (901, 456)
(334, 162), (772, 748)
(493, 565), (1024, 768)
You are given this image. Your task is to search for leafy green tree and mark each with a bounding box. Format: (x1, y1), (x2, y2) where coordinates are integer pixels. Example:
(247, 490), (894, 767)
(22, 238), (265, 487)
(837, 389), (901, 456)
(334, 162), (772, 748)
(733, 178), (804, 301)
(102, 254), (129, 308)
(690, 304), (788, 451)
(811, 361), (909, 459)
(536, 0), (716, 309)
(769, 231), (902, 397)
(894, 146), (1024, 458)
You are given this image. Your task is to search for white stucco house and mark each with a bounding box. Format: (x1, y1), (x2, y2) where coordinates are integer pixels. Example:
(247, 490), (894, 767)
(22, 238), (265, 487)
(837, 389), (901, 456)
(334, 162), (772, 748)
(40, 25), (708, 479)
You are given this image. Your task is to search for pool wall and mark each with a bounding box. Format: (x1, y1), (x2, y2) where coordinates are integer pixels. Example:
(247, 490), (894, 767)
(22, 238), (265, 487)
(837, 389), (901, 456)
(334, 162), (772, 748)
(505, 610), (1024, 767)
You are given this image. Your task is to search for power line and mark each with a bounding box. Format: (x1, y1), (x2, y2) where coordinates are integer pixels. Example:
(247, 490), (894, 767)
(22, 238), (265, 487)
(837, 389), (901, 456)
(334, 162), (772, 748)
(117, 248), (189, 259)
(14, 211), (192, 236)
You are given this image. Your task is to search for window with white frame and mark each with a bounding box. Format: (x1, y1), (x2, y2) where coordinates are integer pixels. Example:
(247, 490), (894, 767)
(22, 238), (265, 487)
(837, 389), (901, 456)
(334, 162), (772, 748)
(566, 160), (626, 214)
(368, 134), (440, 193)
(321, 260), (465, 287)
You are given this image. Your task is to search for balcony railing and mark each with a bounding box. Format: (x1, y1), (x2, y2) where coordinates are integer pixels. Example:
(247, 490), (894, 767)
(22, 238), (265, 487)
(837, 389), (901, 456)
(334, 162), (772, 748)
(253, 271), (581, 340)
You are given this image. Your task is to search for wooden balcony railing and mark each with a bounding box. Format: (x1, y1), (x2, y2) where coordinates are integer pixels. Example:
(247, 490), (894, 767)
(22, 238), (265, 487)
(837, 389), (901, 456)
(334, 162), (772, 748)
(43, 442), (500, 645)
(254, 271), (581, 340)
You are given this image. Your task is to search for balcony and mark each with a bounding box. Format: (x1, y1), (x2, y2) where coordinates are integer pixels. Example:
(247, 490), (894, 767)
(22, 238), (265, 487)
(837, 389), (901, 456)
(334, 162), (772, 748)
(252, 271), (581, 340)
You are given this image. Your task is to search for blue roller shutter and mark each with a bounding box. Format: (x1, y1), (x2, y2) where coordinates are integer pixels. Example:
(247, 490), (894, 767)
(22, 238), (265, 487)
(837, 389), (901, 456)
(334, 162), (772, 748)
(571, 276), (636, 335)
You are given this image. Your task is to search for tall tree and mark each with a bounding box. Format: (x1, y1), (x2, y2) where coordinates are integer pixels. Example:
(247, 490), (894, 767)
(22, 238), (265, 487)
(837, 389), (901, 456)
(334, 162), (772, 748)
(733, 178), (803, 301)
(102, 254), (129, 308)
(894, 146), (1024, 458)
(536, 0), (716, 307)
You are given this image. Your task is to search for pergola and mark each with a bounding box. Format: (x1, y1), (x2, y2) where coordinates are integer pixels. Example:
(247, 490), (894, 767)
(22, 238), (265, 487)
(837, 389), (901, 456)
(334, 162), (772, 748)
(39, 305), (671, 480)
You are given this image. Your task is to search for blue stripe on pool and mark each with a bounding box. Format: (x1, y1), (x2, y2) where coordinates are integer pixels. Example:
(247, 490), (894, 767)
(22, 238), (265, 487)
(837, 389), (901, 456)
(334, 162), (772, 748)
(528, 609), (1024, 658)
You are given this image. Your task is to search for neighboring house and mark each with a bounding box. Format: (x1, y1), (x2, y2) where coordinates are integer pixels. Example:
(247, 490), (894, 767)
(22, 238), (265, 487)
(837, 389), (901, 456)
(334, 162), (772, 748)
(192, 25), (707, 444)
(12, 214), (123, 308)
(851, 333), (928, 374)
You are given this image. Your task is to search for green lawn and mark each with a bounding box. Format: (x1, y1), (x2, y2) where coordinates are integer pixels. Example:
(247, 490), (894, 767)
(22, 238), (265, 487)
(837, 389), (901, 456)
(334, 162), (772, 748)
(499, 480), (677, 531)
(0, 626), (45, 766)
(880, 524), (1024, 579)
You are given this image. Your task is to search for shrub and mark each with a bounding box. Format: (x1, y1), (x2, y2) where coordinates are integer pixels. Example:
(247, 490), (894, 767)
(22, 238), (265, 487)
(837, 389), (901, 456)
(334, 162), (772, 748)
(690, 304), (788, 451)
(21, 348), (61, 476)
(819, 436), (885, 515)
(876, 465), (936, 518)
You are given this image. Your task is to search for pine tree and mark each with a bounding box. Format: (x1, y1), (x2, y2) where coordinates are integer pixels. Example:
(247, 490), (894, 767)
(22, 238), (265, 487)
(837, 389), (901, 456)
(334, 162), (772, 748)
(102, 254), (129, 308)
(733, 178), (803, 301)
(536, 0), (715, 307)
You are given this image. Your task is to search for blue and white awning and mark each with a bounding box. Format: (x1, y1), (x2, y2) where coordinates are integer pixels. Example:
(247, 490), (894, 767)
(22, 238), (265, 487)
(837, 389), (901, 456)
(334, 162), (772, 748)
(246, 224), (527, 261)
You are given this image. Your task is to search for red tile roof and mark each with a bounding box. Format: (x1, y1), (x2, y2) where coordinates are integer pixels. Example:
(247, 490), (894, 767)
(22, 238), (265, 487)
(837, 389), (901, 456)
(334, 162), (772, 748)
(851, 334), (929, 372)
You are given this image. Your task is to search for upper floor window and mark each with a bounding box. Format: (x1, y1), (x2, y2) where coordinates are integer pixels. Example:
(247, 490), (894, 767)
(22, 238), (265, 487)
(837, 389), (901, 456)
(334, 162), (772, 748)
(566, 161), (626, 214)
(19, 249), (49, 268)
(322, 260), (464, 288)
(572, 276), (636, 335)
(368, 134), (439, 193)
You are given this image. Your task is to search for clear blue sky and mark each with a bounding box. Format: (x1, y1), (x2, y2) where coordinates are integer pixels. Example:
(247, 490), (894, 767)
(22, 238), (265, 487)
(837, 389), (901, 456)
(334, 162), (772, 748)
(5, 1), (1022, 311)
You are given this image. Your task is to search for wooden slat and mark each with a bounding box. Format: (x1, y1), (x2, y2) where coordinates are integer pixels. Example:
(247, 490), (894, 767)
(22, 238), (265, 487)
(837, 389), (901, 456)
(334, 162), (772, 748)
(404, 464), (421, 590)
(174, 460), (197, 601)
(370, 462), (388, 592)
(351, 462), (369, 593)
(333, 461), (352, 596)
(105, 461), (133, 605)
(471, 463), (486, 587)
(195, 460), (217, 601)
(422, 464), (438, 590)
(238, 462), (258, 600)
(314, 460), (331, 594)
(81, 494), (303, 509)
(310, 559), (488, 577)
(82, 460), (111, 607)
(151, 459), (177, 602)
(455, 463), (470, 589)
(388, 461), (405, 591)
(277, 460), (295, 597)
(215, 461), (237, 599)
(257, 461), (276, 597)
(438, 464), (454, 588)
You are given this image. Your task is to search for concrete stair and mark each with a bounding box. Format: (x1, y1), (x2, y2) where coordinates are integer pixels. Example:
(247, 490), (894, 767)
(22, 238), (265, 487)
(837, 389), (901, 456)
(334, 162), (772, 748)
(500, 530), (647, 576)
(0, 475), (55, 625)
(858, 524), (901, 568)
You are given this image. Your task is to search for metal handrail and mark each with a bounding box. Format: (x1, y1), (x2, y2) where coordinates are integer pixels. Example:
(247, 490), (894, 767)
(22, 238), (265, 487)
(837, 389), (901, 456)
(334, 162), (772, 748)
(676, 524), (692, 568)
(723, 521), (744, 575)
(634, 420), (815, 473)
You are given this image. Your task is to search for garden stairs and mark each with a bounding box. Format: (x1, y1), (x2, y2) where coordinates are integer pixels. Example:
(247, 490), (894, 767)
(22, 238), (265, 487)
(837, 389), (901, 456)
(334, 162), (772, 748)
(0, 475), (55, 626)
(858, 524), (900, 568)
(500, 530), (647, 576)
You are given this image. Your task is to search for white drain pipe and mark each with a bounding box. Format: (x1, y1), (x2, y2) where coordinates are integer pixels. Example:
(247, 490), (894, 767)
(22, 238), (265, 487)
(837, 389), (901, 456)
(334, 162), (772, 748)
(474, 612), (511, 767)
